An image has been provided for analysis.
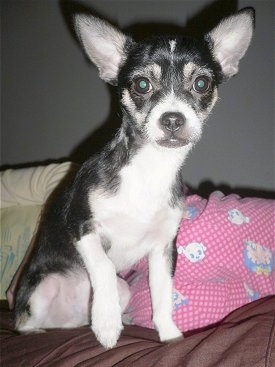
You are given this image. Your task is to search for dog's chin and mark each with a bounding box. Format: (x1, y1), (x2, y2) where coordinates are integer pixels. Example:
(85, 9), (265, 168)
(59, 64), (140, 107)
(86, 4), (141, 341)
(156, 137), (190, 148)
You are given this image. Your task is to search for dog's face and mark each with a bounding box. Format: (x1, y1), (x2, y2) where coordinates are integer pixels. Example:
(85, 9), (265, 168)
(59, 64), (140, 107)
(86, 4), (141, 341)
(75, 8), (254, 150)
(118, 37), (220, 149)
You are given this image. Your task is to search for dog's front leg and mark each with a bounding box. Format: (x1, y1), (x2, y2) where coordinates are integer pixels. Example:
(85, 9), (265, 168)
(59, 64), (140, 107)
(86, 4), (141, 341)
(148, 245), (182, 342)
(77, 233), (122, 349)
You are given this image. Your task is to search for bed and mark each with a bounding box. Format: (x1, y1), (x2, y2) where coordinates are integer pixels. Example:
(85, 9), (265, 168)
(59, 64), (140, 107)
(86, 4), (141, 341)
(1, 163), (274, 366)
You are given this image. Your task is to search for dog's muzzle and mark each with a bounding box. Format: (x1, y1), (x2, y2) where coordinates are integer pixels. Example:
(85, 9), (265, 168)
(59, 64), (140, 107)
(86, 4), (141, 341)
(158, 112), (190, 148)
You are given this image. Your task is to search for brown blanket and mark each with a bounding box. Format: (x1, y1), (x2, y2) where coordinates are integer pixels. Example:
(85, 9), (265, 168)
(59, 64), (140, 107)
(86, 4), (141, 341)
(1, 296), (274, 367)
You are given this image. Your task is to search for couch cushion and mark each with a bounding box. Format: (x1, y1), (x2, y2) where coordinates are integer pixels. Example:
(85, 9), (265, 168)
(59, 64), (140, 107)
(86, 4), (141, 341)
(0, 205), (42, 299)
(1, 162), (73, 207)
(1, 296), (274, 367)
(0, 162), (75, 300)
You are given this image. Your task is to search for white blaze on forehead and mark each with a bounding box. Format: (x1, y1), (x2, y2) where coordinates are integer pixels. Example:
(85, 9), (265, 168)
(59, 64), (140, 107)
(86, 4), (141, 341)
(169, 39), (177, 53)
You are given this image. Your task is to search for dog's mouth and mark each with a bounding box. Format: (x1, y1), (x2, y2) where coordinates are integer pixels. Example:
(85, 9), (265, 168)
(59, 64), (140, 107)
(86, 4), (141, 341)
(157, 135), (190, 148)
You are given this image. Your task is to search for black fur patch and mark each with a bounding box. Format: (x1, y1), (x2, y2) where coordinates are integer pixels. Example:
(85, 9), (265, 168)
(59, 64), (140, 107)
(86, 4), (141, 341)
(170, 167), (185, 208)
(163, 238), (178, 277)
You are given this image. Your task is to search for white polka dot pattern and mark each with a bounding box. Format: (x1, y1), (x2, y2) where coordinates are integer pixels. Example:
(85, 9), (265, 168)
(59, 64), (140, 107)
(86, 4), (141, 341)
(122, 192), (275, 332)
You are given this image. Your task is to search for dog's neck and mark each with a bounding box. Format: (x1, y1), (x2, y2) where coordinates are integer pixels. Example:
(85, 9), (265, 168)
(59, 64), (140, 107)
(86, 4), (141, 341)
(106, 113), (190, 207)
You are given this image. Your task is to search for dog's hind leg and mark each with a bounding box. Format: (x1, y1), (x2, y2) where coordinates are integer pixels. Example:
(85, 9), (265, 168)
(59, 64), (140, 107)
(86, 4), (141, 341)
(16, 271), (91, 332)
(16, 275), (59, 332)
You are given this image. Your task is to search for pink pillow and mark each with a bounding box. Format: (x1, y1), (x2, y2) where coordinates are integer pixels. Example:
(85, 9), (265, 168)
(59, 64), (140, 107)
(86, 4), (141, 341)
(122, 191), (275, 332)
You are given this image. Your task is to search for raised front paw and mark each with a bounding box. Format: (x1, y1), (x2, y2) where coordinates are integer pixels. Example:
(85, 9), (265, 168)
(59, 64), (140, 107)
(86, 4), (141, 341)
(92, 304), (123, 349)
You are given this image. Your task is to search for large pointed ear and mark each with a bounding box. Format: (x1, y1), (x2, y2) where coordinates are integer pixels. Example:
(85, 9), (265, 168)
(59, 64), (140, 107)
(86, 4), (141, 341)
(206, 8), (255, 80)
(74, 15), (130, 85)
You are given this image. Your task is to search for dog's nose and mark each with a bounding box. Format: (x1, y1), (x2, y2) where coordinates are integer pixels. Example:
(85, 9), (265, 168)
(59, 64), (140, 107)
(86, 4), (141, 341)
(160, 112), (185, 132)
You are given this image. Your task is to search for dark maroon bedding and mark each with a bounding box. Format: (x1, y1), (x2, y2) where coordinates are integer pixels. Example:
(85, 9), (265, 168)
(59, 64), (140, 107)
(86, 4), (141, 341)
(1, 296), (274, 366)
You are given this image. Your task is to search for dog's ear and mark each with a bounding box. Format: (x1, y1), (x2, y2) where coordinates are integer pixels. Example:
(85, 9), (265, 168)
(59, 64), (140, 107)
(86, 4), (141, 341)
(206, 8), (255, 80)
(74, 15), (130, 85)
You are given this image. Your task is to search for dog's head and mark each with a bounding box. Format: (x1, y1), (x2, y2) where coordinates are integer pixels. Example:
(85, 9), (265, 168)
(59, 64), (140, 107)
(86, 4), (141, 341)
(75, 8), (254, 150)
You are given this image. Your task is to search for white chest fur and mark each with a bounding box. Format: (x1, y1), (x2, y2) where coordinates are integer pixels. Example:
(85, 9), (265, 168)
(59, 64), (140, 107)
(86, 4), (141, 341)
(89, 144), (189, 271)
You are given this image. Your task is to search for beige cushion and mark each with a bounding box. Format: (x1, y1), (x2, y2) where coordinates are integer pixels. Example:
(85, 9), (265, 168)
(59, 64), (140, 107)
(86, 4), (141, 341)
(0, 205), (42, 298)
(0, 162), (74, 299)
(1, 162), (73, 208)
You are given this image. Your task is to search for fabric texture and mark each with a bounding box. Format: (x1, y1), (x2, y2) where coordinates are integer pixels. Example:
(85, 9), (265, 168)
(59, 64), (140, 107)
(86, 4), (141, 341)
(123, 191), (275, 332)
(0, 205), (42, 299)
(1, 162), (73, 208)
(0, 162), (74, 299)
(1, 164), (274, 366)
(1, 296), (274, 367)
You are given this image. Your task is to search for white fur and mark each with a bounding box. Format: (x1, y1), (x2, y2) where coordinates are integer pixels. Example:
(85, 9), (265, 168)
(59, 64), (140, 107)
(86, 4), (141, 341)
(151, 63), (162, 79)
(149, 247), (182, 341)
(77, 144), (186, 347)
(77, 233), (125, 349)
(18, 272), (91, 331)
(183, 62), (197, 79)
(89, 144), (186, 272)
(146, 91), (202, 146)
(169, 39), (177, 53)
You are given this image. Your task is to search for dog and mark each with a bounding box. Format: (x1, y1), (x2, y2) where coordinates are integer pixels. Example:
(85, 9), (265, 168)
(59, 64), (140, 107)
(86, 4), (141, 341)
(14, 7), (255, 349)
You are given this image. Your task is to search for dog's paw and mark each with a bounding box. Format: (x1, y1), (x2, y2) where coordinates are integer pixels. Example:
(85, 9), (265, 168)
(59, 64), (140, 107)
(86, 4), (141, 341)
(92, 305), (123, 349)
(92, 318), (123, 349)
(157, 322), (183, 343)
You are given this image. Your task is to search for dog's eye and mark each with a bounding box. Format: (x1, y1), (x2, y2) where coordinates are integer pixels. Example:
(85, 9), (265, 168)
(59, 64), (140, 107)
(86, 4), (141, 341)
(193, 76), (211, 93)
(133, 77), (152, 94)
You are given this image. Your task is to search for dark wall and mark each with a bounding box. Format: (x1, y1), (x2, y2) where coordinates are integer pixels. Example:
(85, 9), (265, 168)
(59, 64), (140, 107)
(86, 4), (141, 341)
(1, 0), (274, 193)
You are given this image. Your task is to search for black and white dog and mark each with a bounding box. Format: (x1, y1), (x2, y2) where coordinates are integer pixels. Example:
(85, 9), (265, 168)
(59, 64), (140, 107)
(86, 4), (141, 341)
(15, 8), (255, 348)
